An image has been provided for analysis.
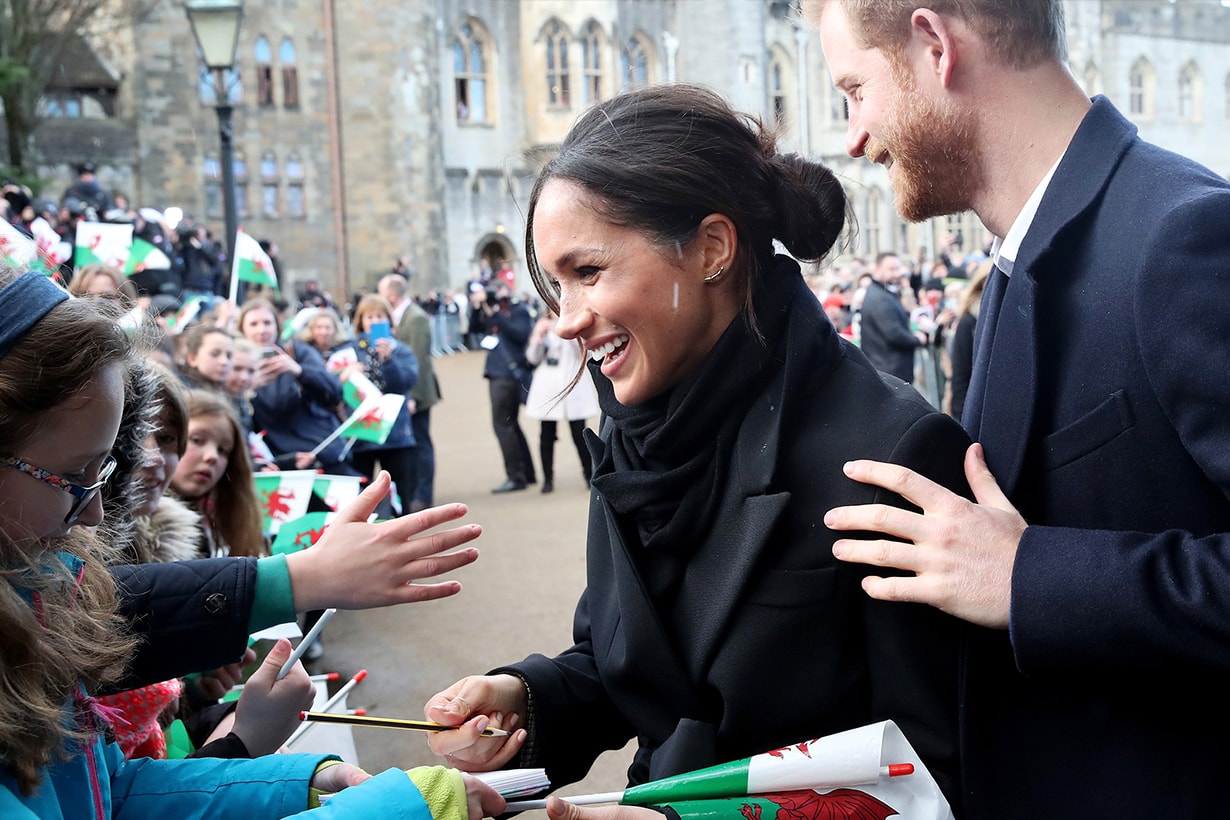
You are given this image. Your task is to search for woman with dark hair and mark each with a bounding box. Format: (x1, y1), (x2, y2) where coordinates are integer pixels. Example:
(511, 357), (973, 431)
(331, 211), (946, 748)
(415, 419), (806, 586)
(424, 85), (973, 814)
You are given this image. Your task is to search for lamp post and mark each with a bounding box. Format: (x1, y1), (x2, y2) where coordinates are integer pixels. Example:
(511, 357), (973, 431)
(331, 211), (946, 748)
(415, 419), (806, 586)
(186, 0), (244, 278)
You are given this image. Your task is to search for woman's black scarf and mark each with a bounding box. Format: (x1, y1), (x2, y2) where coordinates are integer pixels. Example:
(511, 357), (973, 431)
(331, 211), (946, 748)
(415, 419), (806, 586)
(587, 256), (801, 602)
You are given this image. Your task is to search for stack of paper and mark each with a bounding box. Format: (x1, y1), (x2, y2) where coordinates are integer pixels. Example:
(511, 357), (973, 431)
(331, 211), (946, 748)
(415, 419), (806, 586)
(474, 768), (550, 798)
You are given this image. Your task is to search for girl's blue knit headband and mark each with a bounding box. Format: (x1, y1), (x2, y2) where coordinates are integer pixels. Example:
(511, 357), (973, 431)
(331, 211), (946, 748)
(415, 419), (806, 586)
(0, 271), (70, 360)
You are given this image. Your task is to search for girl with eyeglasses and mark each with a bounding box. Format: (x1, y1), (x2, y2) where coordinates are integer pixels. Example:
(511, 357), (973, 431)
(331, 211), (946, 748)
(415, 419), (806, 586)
(0, 267), (503, 819)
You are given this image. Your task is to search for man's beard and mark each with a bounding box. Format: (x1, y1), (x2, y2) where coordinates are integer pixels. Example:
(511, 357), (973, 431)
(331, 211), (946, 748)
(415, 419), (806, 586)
(872, 73), (982, 223)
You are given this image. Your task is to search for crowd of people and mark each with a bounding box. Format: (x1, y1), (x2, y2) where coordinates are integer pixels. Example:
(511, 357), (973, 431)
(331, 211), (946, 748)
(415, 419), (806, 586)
(4, 1), (1230, 818)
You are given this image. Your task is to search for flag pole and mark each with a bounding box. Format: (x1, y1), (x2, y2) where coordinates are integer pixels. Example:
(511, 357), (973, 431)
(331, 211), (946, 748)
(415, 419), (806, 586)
(228, 226), (243, 306)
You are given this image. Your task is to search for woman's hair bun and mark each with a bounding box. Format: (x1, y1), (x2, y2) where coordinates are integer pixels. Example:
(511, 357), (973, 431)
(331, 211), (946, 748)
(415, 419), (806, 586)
(768, 153), (847, 262)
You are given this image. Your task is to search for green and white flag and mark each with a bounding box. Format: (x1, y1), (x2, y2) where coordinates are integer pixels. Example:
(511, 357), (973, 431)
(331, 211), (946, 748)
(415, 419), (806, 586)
(341, 370), (381, 410)
(254, 470), (318, 535)
(74, 222), (132, 269)
(232, 228), (277, 288)
(507, 722), (952, 820)
(122, 237), (172, 275)
(338, 393), (405, 445)
(313, 474), (364, 512)
(270, 511), (337, 555)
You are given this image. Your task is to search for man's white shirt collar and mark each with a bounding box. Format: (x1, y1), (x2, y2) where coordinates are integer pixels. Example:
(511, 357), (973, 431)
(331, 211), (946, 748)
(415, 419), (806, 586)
(990, 154), (1064, 277)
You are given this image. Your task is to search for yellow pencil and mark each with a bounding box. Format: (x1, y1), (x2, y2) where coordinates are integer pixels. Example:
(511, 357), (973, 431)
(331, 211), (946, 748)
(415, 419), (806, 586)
(298, 711), (510, 737)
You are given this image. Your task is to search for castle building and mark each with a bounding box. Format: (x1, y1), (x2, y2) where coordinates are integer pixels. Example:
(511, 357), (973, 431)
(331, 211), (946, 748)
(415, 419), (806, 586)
(11, 0), (1230, 297)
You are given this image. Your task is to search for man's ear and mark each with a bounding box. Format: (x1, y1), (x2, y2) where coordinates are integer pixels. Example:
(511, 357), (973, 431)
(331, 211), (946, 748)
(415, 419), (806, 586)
(696, 213), (738, 275)
(909, 9), (959, 88)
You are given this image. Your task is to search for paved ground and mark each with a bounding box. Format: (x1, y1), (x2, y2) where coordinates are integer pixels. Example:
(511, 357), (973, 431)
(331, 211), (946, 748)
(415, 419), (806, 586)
(304, 349), (635, 805)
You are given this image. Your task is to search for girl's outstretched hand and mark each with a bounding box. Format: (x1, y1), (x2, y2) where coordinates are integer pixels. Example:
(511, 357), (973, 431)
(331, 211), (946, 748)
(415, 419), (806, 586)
(285, 471), (481, 612)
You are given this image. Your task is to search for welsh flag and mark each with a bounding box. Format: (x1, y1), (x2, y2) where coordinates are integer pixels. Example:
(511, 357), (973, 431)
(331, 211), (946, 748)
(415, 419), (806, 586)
(1, 217), (71, 275)
(0, 218), (42, 269)
(232, 228), (277, 287)
(313, 474), (364, 512)
(121, 237), (172, 275)
(341, 370), (381, 410)
(164, 295), (206, 334)
(75, 222), (133, 269)
(271, 511), (337, 555)
(254, 470), (317, 534)
(338, 393), (405, 445)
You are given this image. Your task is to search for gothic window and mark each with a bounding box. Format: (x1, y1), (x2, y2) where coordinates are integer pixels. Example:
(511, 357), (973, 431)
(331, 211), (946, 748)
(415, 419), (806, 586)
(769, 55), (787, 128)
(233, 155), (250, 218)
(581, 21), (605, 106)
(1083, 61), (1101, 97)
(830, 87), (849, 124)
(204, 156), (222, 219)
(255, 36), (274, 106)
(1178, 61), (1201, 123)
(280, 38), (300, 109)
(866, 189), (883, 257)
(620, 34), (651, 92)
(286, 155), (306, 218)
(1129, 57), (1154, 119)
(199, 59), (242, 106)
(544, 20), (570, 109)
(454, 21), (491, 123)
(261, 152), (279, 217)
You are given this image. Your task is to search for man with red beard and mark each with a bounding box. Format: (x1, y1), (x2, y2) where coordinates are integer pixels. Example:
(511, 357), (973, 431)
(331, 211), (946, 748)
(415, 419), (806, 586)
(812, 1), (1230, 818)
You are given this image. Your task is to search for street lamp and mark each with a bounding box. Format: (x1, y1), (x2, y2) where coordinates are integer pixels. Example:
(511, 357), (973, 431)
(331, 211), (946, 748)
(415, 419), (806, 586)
(186, 0), (244, 277)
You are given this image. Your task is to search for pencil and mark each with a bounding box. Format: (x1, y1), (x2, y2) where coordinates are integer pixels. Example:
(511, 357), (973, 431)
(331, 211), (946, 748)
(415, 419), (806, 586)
(298, 711), (511, 737)
(277, 608), (337, 680)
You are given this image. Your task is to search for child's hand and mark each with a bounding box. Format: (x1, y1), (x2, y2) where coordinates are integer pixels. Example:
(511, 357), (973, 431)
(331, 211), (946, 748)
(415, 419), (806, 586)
(285, 472), (481, 611)
(230, 638), (316, 756)
(461, 772), (507, 820)
(191, 647), (257, 701)
(310, 762), (372, 793)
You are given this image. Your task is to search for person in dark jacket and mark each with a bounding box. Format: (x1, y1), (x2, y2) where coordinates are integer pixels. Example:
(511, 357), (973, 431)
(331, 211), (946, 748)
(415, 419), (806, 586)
(858, 252), (925, 384)
(237, 298), (352, 473)
(421, 85), (972, 817)
(481, 284), (537, 493)
(817, 1), (1230, 817)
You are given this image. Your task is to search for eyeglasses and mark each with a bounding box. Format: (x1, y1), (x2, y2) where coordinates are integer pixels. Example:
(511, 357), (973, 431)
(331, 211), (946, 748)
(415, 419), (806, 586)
(0, 454), (118, 526)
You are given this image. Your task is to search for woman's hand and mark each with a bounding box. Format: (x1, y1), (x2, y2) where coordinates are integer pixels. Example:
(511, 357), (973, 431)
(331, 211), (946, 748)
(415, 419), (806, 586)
(547, 799), (663, 820)
(230, 638), (317, 756)
(285, 471), (481, 611)
(374, 337), (395, 361)
(423, 674), (529, 772)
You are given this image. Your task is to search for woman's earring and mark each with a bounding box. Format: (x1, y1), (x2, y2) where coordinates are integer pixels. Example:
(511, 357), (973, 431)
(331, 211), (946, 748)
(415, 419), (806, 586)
(703, 266), (725, 283)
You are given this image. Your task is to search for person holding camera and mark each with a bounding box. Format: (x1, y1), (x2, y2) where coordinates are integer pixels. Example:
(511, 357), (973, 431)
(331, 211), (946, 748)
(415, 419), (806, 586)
(481, 284), (537, 493)
(525, 310), (597, 493)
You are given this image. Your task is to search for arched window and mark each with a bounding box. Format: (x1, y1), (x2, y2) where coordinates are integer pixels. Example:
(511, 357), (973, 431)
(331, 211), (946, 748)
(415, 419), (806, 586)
(543, 20), (571, 109)
(620, 35), (651, 92)
(1083, 61), (1101, 98)
(454, 20), (491, 123)
(830, 86), (849, 125)
(198, 55), (242, 106)
(286, 155), (305, 218)
(280, 38), (299, 108)
(261, 151), (279, 217)
(769, 56), (787, 128)
(865, 188), (884, 257)
(581, 21), (605, 106)
(204, 156), (222, 218)
(255, 36), (273, 106)
(1178, 60), (1201, 122)
(1129, 57), (1154, 119)
(233, 153), (250, 218)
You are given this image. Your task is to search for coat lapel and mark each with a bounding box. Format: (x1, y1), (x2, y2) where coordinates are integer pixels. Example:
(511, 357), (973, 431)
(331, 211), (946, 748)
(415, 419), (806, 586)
(974, 97), (1137, 498)
(677, 345), (795, 676)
